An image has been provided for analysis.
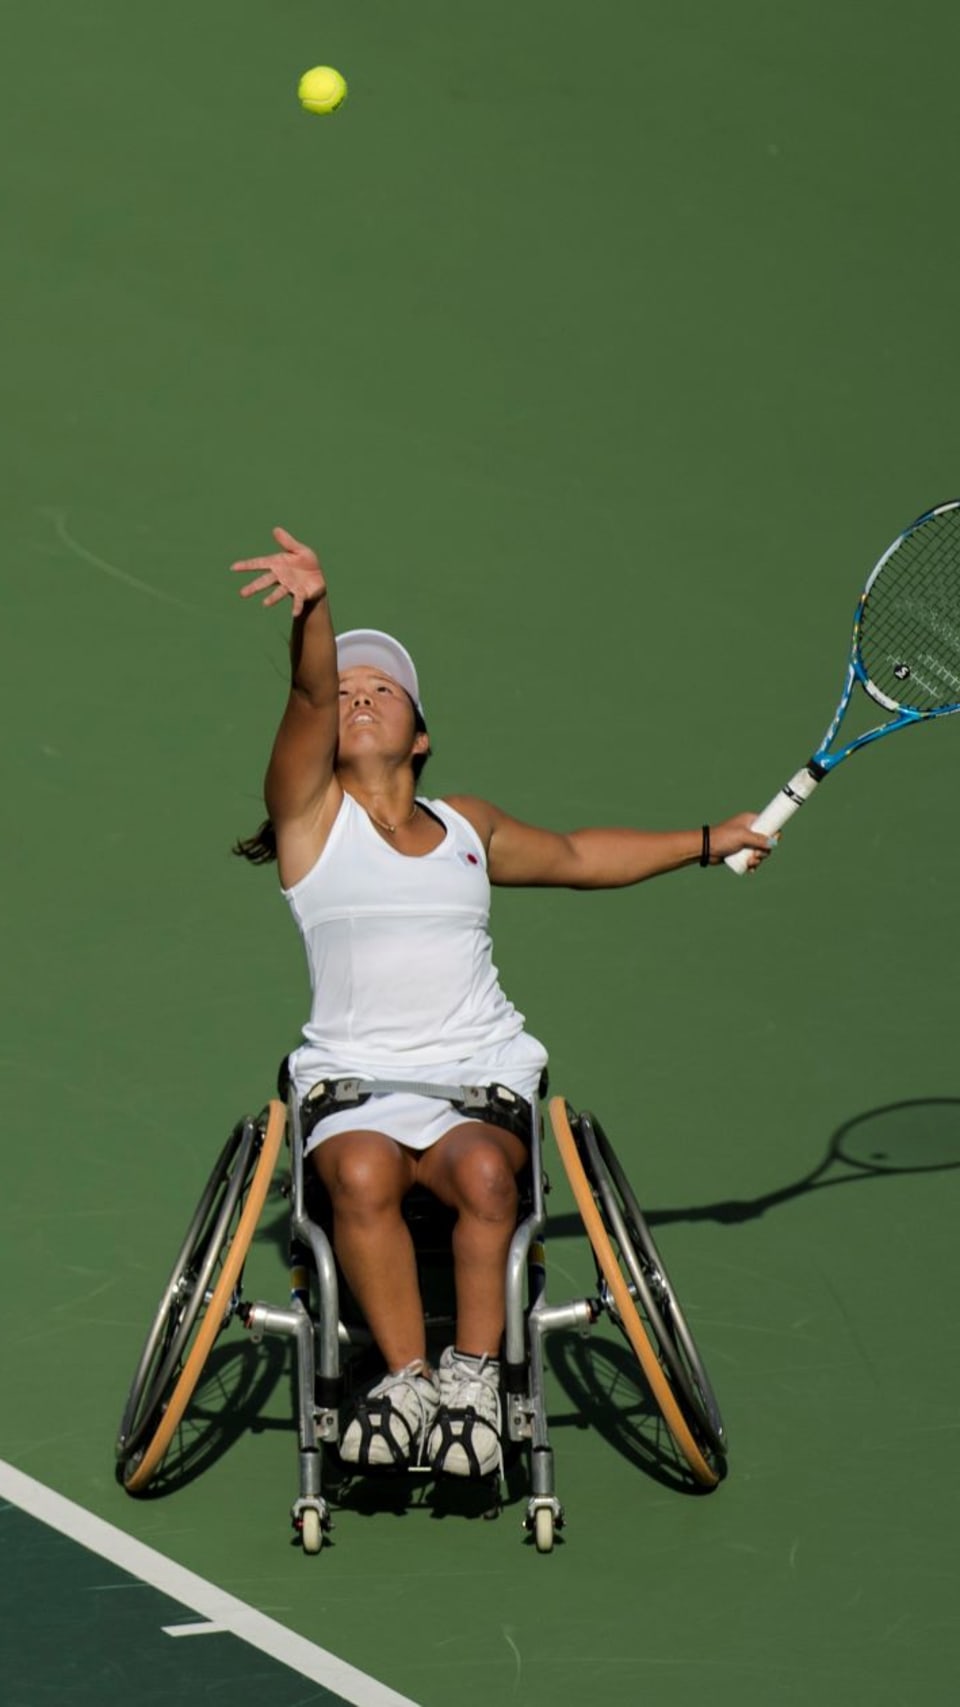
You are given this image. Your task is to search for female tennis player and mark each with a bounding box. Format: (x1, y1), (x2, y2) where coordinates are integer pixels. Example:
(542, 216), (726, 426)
(231, 526), (771, 1479)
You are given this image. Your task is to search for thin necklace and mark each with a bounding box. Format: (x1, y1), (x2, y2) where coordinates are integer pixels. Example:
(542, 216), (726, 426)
(367, 801), (419, 835)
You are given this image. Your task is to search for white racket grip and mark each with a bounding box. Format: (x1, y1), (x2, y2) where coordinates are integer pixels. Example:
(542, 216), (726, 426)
(724, 766), (823, 875)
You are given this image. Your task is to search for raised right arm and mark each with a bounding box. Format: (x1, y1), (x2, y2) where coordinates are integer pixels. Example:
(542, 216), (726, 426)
(232, 526), (342, 883)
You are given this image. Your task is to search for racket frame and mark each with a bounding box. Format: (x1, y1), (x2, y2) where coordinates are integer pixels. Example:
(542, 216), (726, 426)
(726, 500), (960, 873)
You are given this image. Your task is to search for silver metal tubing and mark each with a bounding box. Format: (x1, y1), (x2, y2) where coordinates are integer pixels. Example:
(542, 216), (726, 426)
(290, 1210), (342, 1382)
(525, 1299), (552, 1453)
(530, 1448), (557, 1501)
(244, 1300), (319, 1452)
(504, 1214), (542, 1368)
(530, 1298), (596, 1339)
(504, 1100), (547, 1368)
(244, 1302), (304, 1341)
(296, 1458), (324, 1502)
(288, 1094), (307, 1221)
(287, 1095), (344, 1381)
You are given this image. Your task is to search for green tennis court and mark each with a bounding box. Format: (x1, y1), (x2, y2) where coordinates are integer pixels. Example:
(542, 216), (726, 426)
(5, 2), (960, 1703)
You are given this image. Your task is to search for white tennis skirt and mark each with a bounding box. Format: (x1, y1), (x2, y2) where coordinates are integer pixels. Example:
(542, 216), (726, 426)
(297, 1031), (548, 1157)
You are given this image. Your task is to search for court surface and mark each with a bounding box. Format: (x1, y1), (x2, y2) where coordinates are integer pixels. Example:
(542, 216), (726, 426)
(4, 3), (960, 1704)
(1, 1462), (415, 1706)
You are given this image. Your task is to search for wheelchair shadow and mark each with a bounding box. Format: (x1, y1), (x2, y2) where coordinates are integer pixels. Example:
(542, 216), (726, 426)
(544, 1332), (716, 1496)
(129, 1334), (289, 1498)
(327, 1463), (510, 1526)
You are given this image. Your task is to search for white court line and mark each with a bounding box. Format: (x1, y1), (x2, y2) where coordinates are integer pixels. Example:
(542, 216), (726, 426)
(162, 1621), (227, 1637)
(0, 1461), (421, 1707)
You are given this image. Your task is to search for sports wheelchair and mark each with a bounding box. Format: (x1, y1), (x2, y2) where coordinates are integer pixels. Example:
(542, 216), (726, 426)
(116, 1070), (727, 1553)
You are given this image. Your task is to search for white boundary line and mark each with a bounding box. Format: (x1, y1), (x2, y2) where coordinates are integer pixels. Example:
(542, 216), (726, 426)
(162, 1621), (228, 1637)
(0, 1461), (421, 1707)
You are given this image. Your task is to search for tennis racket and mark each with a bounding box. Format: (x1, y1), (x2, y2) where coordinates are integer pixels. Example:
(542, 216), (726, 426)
(727, 500), (960, 874)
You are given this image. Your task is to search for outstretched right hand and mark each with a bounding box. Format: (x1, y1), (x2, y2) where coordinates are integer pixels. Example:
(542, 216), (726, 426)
(230, 526), (327, 617)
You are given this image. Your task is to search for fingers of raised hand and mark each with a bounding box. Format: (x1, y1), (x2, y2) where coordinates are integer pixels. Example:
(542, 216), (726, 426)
(272, 525), (305, 552)
(230, 556), (283, 576)
(234, 568), (281, 599)
(262, 584), (293, 609)
(272, 524), (320, 570)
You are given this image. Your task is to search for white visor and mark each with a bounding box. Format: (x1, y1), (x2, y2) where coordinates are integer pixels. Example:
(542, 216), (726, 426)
(335, 629), (424, 717)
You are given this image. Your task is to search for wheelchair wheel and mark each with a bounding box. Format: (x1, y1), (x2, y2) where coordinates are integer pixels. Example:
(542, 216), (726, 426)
(548, 1097), (726, 1489)
(116, 1100), (285, 1494)
(534, 1508), (555, 1554)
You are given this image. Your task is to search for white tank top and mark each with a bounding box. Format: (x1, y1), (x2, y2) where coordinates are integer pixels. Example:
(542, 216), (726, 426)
(282, 793), (542, 1081)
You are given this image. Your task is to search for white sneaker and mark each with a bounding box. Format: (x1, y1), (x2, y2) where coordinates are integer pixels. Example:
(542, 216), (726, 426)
(339, 1361), (440, 1470)
(428, 1346), (503, 1478)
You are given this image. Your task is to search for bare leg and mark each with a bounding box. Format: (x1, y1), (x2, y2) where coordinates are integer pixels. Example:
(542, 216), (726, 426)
(415, 1121), (528, 1356)
(312, 1130), (423, 1370)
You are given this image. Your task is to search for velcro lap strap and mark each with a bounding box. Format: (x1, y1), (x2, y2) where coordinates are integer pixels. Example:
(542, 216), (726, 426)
(301, 1078), (533, 1145)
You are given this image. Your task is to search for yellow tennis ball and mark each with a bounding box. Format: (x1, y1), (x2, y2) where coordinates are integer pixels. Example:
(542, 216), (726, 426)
(297, 65), (347, 116)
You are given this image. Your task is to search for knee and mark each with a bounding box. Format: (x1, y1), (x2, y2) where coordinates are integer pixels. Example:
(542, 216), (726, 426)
(450, 1143), (518, 1222)
(317, 1136), (407, 1218)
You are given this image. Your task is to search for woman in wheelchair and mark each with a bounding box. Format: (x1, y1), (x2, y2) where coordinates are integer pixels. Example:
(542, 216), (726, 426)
(231, 526), (771, 1481)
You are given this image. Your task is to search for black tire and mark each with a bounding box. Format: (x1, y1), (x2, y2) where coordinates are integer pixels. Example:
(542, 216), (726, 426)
(116, 1101), (285, 1492)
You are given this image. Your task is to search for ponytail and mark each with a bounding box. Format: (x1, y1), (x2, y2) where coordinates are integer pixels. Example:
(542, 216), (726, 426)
(232, 817), (277, 865)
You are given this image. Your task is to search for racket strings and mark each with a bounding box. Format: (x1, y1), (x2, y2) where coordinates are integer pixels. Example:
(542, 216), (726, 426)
(858, 504), (960, 712)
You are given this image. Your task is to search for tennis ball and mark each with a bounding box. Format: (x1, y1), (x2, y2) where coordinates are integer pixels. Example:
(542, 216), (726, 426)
(297, 65), (347, 116)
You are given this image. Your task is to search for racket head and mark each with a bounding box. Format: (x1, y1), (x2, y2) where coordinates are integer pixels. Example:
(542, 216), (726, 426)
(854, 500), (960, 716)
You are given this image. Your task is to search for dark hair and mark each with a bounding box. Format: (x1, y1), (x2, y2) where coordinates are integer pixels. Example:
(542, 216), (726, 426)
(233, 706), (432, 866)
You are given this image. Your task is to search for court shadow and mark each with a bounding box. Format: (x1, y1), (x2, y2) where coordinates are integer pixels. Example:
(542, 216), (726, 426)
(328, 1462), (510, 1524)
(545, 1097), (960, 1235)
(130, 1335), (289, 1498)
(544, 1332), (719, 1495)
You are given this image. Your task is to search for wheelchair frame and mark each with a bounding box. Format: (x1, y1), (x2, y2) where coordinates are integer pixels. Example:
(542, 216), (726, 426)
(116, 1082), (727, 1554)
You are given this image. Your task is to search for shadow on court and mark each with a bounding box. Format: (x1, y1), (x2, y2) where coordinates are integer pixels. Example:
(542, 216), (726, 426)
(544, 1333), (712, 1497)
(128, 1336), (289, 1499)
(546, 1096), (960, 1236)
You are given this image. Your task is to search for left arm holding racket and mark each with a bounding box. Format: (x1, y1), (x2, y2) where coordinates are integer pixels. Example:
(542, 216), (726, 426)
(726, 500), (960, 874)
(446, 801), (772, 884)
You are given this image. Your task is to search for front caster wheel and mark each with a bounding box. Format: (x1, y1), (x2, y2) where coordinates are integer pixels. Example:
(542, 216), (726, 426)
(534, 1508), (555, 1553)
(300, 1508), (323, 1554)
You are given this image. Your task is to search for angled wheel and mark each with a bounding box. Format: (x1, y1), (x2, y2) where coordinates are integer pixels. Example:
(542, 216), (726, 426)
(548, 1097), (726, 1489)
(585, 1111), (726, 1456)
(116, 1100), (285, 1493)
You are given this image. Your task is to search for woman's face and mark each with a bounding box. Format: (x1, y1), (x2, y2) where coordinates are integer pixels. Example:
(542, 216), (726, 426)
(337, 667), (425, 763)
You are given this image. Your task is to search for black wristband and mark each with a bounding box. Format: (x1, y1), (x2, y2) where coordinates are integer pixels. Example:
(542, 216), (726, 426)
(699, 824), (711, 867)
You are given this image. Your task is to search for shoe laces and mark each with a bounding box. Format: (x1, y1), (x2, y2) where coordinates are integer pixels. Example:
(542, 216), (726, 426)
(371, 1360), (438, 1454)
(442, 1352), (500, 1420)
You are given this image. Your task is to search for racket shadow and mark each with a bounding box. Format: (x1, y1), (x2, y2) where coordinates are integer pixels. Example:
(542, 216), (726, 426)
(656, 1096), (960, 1228)
(545, 1098), (960, 1234)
